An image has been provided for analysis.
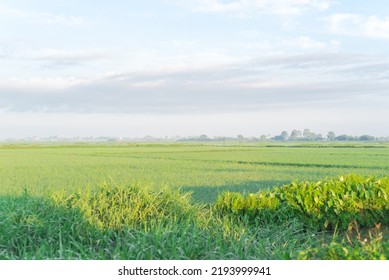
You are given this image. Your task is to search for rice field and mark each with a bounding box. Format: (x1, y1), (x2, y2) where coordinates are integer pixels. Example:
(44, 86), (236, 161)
(1, 142), (388, 259)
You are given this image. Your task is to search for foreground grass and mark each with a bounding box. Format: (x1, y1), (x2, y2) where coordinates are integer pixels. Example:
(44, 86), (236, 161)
(0, 190), (316, 259)
(1, 176), (388, 260)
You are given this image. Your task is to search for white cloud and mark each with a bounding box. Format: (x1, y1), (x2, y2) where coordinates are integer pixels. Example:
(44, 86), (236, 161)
(239, 30), (261, 38)
(120, 48), (245, 73)
(131, 79), (167, 88)
(24, 48), (113, 62)
(328, 13), (389, 39)
(2, 52), (389, 114)
(0, 76), (87, 91)
(0, 4), (87, 26)
(124, 12), (155, 19)
(30, 13), (86, 26)
(188, 0), (241, 13)
(282, 36), (340, 51)
(174, 0), (330, 15)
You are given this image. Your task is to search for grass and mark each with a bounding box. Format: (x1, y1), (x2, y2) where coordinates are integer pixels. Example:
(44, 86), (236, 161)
(1, 142), (389, 201)
(0, 184), (321, 260)
(0, 142), (388, 259)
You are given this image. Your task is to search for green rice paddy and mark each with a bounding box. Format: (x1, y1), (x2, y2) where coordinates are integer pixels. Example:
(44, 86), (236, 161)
(1, 142), (388, 259)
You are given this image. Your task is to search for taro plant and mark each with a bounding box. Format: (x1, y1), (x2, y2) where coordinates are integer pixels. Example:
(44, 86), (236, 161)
(215, 175), (389, 230)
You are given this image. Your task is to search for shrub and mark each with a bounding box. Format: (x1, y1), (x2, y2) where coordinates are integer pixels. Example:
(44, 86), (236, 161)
(215, 175), (389, 230)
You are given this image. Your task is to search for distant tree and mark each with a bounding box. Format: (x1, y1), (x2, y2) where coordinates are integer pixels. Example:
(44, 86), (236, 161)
(237, 135), (244, 140)
(272, 131), (288, 141)
(259, 135), (267, 141)
(335, 135), (346, 141)
(302, 129), (321, 140)
(290, 129), (302, 140)
(336, 134), (356, 141)
(327, 131), (336, 141)
(280, 131), (289, 141)
(303, 129), (311, 138)
(359, 135), (375, 141)
(272, 135), (284, 141)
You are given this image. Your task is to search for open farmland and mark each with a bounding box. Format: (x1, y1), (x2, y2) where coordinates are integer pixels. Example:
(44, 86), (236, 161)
(0, 142), (388, 259)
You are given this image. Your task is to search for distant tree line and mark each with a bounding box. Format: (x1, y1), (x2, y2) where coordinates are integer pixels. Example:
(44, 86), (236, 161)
(176, 129), (385, 142)
(268, 129), (377, 142)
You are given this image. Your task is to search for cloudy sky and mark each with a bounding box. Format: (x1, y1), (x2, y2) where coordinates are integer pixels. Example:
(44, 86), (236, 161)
(1, 0), (389, 138)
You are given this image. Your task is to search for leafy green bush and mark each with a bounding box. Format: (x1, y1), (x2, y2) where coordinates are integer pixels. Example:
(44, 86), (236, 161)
(215, 175), (389, 230)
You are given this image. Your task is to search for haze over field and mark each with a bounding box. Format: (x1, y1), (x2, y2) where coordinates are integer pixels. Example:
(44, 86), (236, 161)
(1, 0), (389, 138)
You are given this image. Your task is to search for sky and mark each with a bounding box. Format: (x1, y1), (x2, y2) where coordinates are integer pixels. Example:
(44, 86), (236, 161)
(1, 0), (389, 138)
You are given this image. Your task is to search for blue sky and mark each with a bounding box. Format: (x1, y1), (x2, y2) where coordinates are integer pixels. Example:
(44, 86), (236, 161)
(1, 0), (388, 138)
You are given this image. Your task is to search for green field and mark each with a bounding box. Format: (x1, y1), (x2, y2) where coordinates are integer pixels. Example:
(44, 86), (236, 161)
(1, 142), (389, 259)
